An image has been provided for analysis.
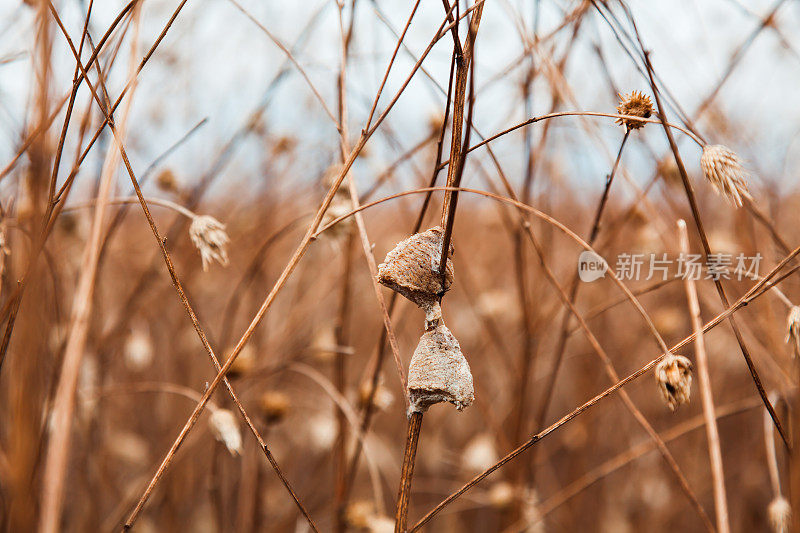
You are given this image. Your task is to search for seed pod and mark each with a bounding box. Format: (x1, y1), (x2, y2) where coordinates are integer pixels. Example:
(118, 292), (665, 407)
(407, 322), (474, 413)
(377, 226), (454, 311)
(654, 353), (692, 411)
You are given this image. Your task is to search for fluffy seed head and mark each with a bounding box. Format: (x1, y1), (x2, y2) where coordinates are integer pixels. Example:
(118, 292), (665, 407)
(700, 145), (753, 207)
(769, 496), (791, 533)
(786, 306), (800, 359)
(189, 215), (230, 271)
(377, 226), (454, 311)
(655, 353), (693, 411)
(208, 408), (242, 455)
(616, 90), (653, 130)
(407, 322), (474, 413)
(259, 391), (290, 425)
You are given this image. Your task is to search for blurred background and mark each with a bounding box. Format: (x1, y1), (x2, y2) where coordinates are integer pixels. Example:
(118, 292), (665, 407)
(1, 0), (799, 531)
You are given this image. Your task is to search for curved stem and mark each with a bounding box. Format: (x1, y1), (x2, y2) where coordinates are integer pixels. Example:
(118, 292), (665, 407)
(63, 196), (197, 220)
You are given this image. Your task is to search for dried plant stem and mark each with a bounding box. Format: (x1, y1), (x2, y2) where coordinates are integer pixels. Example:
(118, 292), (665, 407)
(406, 211), (800, 531)
(46, 8), (320, 530)
(533, 397), (761, 524)
(522, 219), (713, 531)
(333, 6), (355, 529)
(332, 234), (354, 533)
(39, 6), (142, 532)
(395, 411), (423, 533)
(123, 3), (466, 524)
(396, 5), (482, 528)
(341, 58), (456, 511)
(678, 219), (730, 533)
(636, 39), (788, 447)
(63, 196), (197, 219)
(534, 129), (629, 440)
(764, 397), (783, 498)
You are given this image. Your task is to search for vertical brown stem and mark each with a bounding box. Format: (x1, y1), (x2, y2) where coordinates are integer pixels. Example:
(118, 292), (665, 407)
(333, 234), (354, 532)
(395, 411), (424, 533)
(679, 220), (730, 533)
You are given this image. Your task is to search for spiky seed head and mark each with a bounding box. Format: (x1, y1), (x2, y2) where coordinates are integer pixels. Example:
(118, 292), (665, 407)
(786, 306), (800, 359)
(407, 322), (474, 413)
(208, 408), (242, 455)
(258, 391), (290, 425)
(189, 215), (230, 271)
(700, 145), (753, 207)
(768, 496), (791, 533)
(616, 90), (653, 130)
(377, 226), (454, 312)
(655, 353), (693, 411)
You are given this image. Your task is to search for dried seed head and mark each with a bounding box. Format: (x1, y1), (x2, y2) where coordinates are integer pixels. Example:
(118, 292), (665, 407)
(616, 90), (653, 130)
(655, 353), (693, 411)
(344, 500), (374, 529)
(407, 323), (474, 413)
(657, 156), (682, 188)
(462, 433), (498, 473)
(124, 328), (153, 371)
(308, 413), (337, 451)
(156, 168), (179, 193)
(377, 226), (454, 311)
(488, 482), (516, 510)
(189, 215), (230, 271)
(700, 145), (753, 207)
(226, 344), (255, 378)
(769, 496), (791, 533)
(259, 391), (290, 425)
(272, 135), (296, 155)
(785, 306), (800, 359)
(208, 408), (242, 455)
(365, 515), (394, 533)
(358, 380), (394, 412)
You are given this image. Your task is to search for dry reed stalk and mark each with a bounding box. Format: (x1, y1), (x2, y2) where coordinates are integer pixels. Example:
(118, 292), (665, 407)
(47, 9), (321, 530)
(342, 56), (456, 513)
(333, 7), (356, 526)
(519, 215), (713, 530)
(405, 200), (800, 531)
(533, 397), (762, 524)
(38, 6), (142, 531)
(395, 5), (483, 528)
(124, 1), (470, 525)
(678, 219), (730, 533)
(626, 9), (788, 446)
